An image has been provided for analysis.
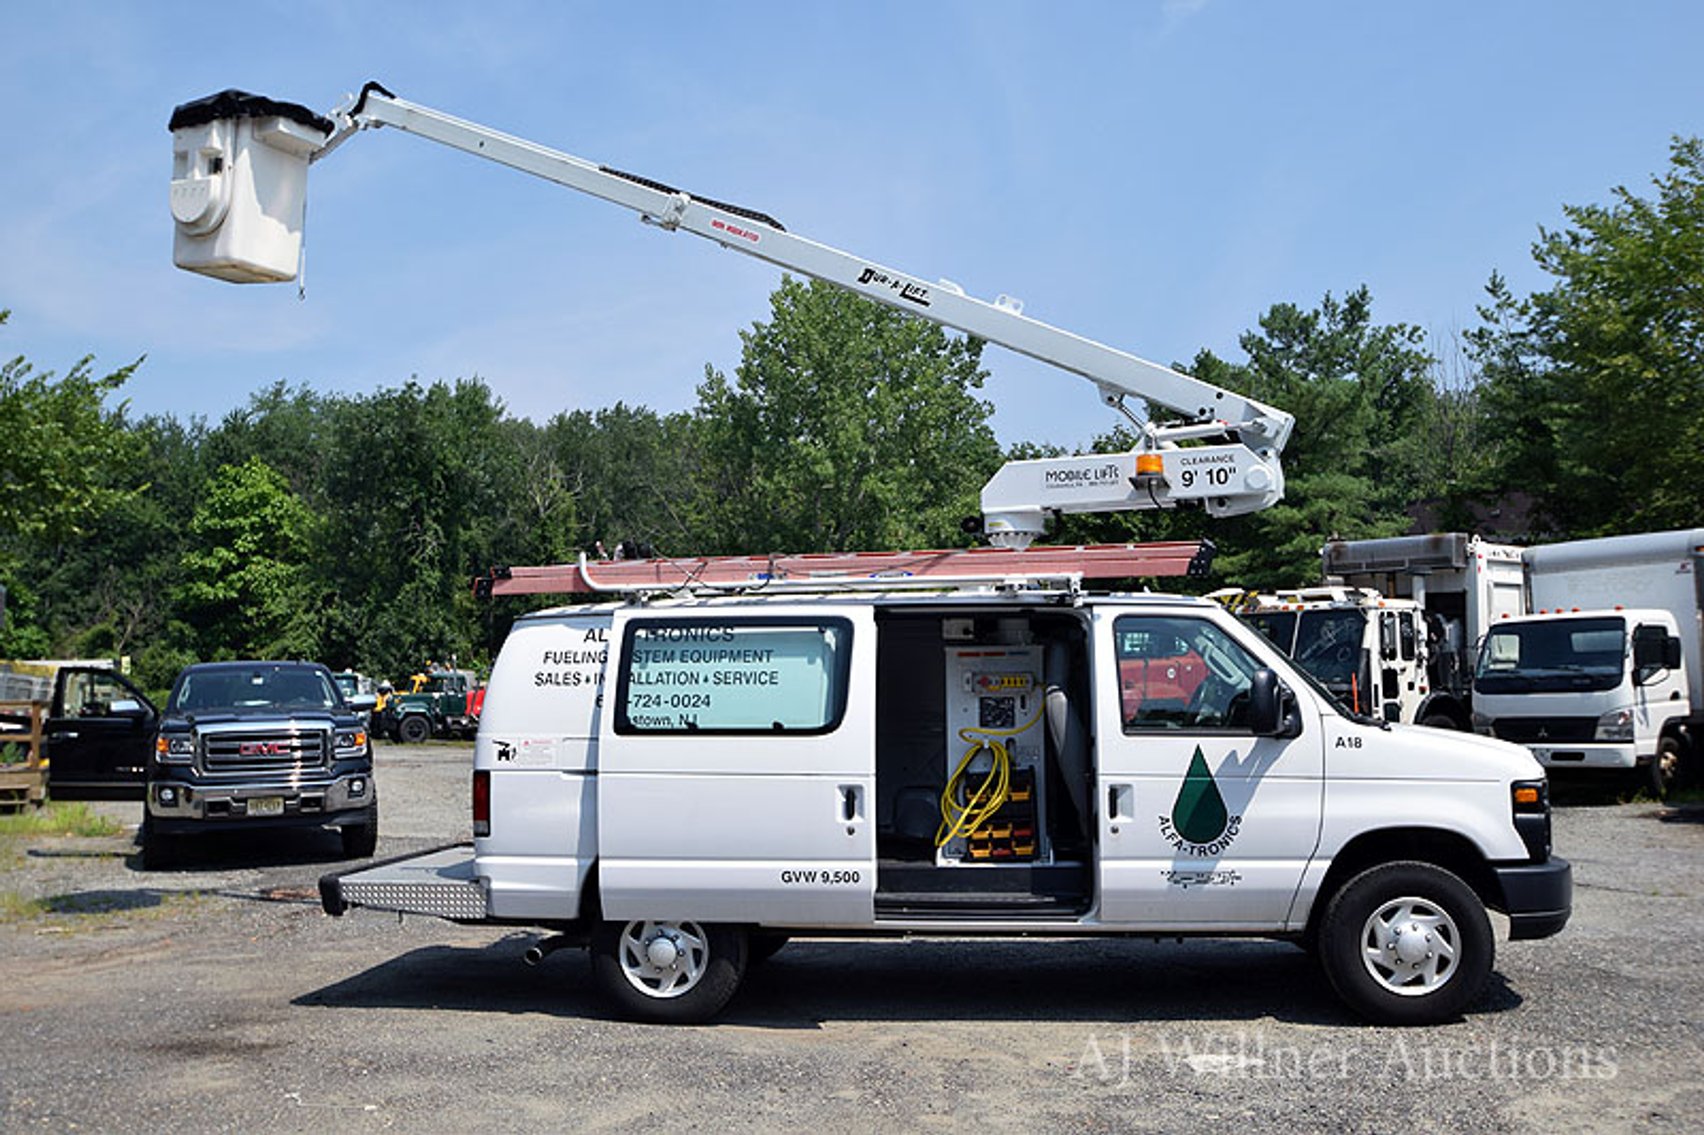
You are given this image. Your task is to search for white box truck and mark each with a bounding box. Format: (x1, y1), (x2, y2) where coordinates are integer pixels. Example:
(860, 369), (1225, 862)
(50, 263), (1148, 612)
(1472, 528), (1704, 795)
(1321, 534), (1526, 730)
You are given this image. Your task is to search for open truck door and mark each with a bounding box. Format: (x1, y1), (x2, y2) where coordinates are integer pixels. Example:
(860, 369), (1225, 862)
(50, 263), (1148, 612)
(45, 667), (154, 800)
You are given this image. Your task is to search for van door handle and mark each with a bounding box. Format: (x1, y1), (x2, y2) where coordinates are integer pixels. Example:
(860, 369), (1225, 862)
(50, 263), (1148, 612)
(839, 785), (864, 824)
(1107, 784), (1134, 824)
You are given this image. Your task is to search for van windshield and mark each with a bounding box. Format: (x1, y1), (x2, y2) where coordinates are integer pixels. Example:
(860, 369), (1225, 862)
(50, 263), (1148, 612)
(1474, 616), (1626, 694)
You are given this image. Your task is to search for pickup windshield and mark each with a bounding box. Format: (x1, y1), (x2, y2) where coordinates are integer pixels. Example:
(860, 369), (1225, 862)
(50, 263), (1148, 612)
(1474, 616), (1626, 694)
(169, 664), (341, 713)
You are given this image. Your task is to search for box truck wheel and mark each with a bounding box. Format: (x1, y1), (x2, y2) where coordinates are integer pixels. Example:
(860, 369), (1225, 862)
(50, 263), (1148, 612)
(1318, 861), (1492, 1025)
(591, 919), (748, 1024)
(1641, 736), (1687, 798)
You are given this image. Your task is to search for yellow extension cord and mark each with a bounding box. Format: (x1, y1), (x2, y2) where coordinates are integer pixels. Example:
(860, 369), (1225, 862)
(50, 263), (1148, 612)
(935, 705), (1044, 849)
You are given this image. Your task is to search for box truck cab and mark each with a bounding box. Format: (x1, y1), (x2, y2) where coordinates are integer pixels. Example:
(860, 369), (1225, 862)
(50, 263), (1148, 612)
(1475, 609), (1687, 790)
(326, 585), (1570, 1027)
(1471, 528), (1703, 795)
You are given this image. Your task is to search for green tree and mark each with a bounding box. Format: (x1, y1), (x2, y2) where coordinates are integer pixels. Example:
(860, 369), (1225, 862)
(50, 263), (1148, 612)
(544, 403), (696, 556)
(1473, 137), (1704, 536)
(0, 312), (142, 545)
(0, 313), (147, 654)
(178, 456), (317, 659)
(316, 379), (520, 676)
(692, 277), (1003, 553)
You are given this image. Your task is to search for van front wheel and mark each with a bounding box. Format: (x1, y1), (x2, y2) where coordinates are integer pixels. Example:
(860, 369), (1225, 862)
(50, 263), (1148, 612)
(591, 919), (747, 1024)
(1318, 861), (1491, 1026)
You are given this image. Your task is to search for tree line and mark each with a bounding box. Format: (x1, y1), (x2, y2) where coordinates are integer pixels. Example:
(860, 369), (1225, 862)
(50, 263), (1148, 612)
(3, 138), (1699, 700)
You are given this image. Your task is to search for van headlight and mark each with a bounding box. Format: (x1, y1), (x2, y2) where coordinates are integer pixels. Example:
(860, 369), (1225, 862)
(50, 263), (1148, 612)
(1594, 708), (1634, 742)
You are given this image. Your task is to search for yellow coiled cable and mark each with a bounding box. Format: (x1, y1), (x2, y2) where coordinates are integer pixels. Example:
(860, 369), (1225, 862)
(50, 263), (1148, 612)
(935, 705), (1043, 848)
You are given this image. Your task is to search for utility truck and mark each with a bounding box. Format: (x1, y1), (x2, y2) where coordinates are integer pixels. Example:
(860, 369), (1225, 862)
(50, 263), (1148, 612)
(169, 84), (1570, 1026)
(382, 665), (485, 743)
(1472, 528), (1704, 796)
(1321, 534), (1526, 730)
(1228, 588), (1435, 725)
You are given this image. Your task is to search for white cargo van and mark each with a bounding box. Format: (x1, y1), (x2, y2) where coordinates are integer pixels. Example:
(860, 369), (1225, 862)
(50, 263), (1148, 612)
(325, 583), (1571, 1026)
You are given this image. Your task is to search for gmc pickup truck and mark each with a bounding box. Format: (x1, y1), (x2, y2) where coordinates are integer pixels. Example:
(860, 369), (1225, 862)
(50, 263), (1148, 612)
(143, 660), (377, 868)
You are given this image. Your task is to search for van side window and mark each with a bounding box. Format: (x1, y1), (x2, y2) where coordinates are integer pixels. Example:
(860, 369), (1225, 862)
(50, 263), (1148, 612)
(1115, 615), (1260, 732)
(614, 618), (853, 734)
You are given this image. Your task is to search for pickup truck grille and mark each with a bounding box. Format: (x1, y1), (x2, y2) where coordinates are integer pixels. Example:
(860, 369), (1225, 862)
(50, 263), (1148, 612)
(202, 729), (328, 775)
(1491, 717), (1598, 744)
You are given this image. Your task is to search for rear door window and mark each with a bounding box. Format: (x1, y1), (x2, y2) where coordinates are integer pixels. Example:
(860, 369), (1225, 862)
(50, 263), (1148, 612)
(614, 618), (853, 734)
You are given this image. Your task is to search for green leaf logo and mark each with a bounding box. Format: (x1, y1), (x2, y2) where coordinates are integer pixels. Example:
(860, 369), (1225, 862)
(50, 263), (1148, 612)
(1171, 745), (1229, 844)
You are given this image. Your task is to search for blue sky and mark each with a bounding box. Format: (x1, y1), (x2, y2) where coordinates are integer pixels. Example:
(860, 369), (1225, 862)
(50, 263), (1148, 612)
(2, 1), (1699, 449)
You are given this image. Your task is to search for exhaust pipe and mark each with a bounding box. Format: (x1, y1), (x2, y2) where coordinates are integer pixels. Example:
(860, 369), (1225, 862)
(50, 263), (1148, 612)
(523, 933), (575, 966)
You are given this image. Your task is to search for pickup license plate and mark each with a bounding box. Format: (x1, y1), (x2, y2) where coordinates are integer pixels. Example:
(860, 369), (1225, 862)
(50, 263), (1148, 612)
(248, 796), (284, 817)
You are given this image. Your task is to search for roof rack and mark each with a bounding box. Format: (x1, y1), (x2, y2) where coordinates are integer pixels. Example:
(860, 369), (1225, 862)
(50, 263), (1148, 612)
(473, 541), (1215, 599)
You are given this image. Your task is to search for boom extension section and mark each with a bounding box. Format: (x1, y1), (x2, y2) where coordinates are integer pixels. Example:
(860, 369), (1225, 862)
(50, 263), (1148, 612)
(169, 83), (1294, 546)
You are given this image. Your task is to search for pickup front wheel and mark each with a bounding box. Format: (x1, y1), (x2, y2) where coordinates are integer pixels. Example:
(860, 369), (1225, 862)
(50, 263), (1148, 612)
(591, 919), (747, 1024)
(340, 799), (379, 859)
(1318, 861), (1492, 1025)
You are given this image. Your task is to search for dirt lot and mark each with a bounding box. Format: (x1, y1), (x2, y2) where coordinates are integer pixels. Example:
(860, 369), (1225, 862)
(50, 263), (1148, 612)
(1, 746), (1699, 1133)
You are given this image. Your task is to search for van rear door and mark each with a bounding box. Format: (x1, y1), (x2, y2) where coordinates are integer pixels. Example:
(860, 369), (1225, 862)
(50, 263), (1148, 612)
(597, 606), (875, 926)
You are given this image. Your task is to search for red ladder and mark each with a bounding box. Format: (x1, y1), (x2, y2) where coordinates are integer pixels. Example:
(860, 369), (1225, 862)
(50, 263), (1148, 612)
(474, 541), (1214, 597)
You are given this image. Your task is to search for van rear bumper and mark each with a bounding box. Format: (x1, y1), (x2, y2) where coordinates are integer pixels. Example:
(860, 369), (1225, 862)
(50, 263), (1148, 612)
(320, 843), (488, 922)
(1493, 856), (1572, 940)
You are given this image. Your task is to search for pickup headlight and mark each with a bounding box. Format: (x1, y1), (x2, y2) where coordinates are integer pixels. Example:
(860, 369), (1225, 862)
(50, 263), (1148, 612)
(335, 729), (369, 752)
(1594, 708), (1635, 742)
(155, 734), (195, 763)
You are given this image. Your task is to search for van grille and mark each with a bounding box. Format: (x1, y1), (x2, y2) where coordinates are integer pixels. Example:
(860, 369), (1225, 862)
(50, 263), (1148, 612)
(1490, 717), (1598, 744)
(202, 729), (328, 775)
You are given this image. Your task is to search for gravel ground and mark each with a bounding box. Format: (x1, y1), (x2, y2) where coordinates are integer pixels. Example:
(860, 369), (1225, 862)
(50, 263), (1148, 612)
(0, 746), (1699, 1133)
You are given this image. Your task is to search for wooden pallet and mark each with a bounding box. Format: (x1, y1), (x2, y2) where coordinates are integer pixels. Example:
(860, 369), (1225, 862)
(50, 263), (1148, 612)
(0, 701), (46, 811)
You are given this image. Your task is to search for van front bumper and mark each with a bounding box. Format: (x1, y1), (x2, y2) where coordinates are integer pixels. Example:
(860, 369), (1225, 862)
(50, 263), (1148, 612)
(1494, 856), (1572, 940)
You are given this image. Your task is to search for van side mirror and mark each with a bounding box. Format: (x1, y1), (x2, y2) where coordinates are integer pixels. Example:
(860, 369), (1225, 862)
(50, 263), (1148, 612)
(1249, 668), (1300, 738)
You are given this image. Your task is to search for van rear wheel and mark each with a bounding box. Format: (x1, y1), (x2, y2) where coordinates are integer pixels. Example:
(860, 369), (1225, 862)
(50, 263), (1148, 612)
(591, 919), (747, 1023)
(1318, 861), (1491, 1025)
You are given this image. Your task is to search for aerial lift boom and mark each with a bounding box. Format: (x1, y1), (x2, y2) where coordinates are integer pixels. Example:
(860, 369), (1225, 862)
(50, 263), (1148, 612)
(169, 83), (1294, 548)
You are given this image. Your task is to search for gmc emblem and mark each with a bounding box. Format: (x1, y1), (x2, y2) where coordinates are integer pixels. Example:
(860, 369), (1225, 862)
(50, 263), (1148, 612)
(239, 741), (291, 757)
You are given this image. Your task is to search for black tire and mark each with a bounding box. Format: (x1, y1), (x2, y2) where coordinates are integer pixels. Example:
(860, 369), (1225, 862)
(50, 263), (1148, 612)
(397, 715), (432, 745)
(139, 811), (178, 871)
(340, 799), (379, 859)
(1644, 737), (1686, 799)
(590, 919), (747, 1024)
(1317, 860), (1492, 1026)
(749, 932), (791, 964)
